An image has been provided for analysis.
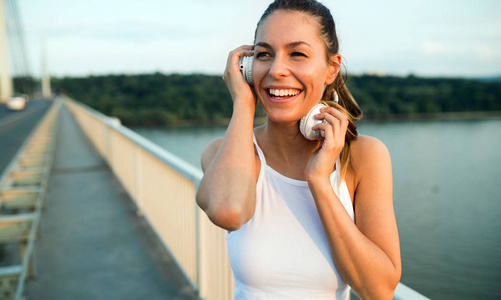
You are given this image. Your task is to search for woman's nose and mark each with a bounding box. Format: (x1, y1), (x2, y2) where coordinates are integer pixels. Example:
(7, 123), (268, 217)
(268, 55), (290, 79)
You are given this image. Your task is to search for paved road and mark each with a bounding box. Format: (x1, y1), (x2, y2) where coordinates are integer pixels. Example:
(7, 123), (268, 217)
(0, 100), (52, 175)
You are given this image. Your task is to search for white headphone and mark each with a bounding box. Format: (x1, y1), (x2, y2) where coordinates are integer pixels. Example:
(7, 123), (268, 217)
(299, 103), (326, 140)
(238, 56), (253, 85)
(299, 92), (339, 140)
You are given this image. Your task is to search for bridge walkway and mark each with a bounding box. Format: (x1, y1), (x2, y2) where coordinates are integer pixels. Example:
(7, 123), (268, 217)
(24, 106), (199, 300)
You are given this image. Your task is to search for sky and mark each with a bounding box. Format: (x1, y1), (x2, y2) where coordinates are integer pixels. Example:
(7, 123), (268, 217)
(15, 0), (501, 78)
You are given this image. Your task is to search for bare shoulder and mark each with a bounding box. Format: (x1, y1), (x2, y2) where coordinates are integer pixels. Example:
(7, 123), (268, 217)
(201, 137), (223, 172)
(350, 135), (392, 181)
(351, 135), (390, 160)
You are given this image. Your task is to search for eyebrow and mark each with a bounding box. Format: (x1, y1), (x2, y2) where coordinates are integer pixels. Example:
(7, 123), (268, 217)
(255, 41), (312, 50)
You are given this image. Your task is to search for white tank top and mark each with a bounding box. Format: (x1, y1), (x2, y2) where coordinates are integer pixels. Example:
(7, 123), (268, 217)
(226, 135), (355, 300)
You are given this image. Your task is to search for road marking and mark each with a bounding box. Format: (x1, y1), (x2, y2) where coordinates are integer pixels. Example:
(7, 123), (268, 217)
(0, 105), (45, 132)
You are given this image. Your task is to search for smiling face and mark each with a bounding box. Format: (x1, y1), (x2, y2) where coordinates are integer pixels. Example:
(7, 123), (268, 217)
(253, 10), (340, 124)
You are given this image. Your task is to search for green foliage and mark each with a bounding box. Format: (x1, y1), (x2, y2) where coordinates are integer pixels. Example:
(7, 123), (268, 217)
(347, 75), (501, 117)
(51, 73), (501, 126)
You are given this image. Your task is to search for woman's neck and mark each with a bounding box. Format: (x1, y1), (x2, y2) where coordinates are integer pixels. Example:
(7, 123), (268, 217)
(255, 118), (320, 173)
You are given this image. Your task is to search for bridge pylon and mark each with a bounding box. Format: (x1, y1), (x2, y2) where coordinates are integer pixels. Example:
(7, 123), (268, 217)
(41, 37), (51, 99)
(0, 0), (12, 103)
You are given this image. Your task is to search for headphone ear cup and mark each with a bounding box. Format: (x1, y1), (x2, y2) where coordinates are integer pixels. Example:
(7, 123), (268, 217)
(239, 56), (253, 85)
(299, 104), (326, 140)
(246, 57), (253, 84)
(299, 114), (308, 137)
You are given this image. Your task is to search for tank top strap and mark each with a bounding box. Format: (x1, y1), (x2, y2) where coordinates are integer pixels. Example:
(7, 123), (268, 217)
(252, 132), (267, 166)
(335, 157), (341, 177)
(253, 132), (267, 182)
(331, 157), (342, 189)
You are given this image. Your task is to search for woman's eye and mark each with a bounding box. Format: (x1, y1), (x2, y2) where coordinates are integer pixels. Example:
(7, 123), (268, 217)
(291, 52), (307, 57)
(256, 52), (271, 59)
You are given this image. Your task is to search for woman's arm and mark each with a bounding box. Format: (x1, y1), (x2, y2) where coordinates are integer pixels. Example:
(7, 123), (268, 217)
(196, 45), (258, 231)
(309, 135), (401, 299)
(306, 106), (400, 299)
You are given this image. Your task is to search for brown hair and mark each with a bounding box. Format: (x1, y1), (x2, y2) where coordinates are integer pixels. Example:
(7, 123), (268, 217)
(255, 0), (363, 180)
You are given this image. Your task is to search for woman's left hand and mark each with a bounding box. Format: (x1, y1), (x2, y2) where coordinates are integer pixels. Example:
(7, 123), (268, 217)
(306, 106), (349, 183)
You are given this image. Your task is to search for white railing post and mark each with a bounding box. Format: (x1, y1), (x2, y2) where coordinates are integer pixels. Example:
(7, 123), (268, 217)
(195, 206), (202, 297)
(134, 145), (143, 213)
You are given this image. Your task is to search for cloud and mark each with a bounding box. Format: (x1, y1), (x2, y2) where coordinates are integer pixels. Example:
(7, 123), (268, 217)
(421, 41), (447, 54)
(473, 44), (496, 60)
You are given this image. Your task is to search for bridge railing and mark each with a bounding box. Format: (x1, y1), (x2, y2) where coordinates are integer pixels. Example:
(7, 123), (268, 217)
(64, 98), (233, 300)
(64, 98), (429, 300)
(0, 100), (61, 300)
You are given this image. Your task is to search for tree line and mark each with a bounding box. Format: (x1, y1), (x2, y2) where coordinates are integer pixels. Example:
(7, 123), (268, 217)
(51, 72), (501, 127)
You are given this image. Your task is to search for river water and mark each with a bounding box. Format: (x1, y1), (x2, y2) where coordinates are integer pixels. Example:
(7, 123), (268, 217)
(133, 118), (501, 299)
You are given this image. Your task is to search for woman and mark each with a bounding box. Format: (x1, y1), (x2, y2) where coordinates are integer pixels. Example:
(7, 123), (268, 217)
(196, 0), (401, 299)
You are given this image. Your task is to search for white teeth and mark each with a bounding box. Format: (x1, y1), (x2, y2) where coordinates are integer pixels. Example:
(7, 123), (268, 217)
(269, 89), (300, 97)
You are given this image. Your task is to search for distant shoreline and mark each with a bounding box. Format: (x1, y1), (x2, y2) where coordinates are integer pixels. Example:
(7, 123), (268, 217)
(54, 73), (501, 128)
(129, 111), (501, 128)
(359, 111), (501, 122)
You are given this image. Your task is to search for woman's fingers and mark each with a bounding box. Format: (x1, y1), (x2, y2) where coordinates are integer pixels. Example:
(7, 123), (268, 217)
(306, 106), (347, 178)
(313, 108), (348, 131)
(313, 121), (336, 143)
(319, 107), (348, 125)
(223, 45), (254, 81)
(312, 107), (349, 148)
(223, 45), (255, 102)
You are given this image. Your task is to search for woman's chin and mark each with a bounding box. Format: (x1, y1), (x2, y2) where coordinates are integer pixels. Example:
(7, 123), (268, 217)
(264, 113), (301, 126)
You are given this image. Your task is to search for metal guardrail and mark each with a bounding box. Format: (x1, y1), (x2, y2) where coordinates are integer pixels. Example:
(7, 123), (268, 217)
(65, 97), (429, 300)
(0, 99), (61, 300)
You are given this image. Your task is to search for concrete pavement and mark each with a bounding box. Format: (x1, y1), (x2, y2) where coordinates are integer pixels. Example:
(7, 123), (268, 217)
(24, 106), (199, 300)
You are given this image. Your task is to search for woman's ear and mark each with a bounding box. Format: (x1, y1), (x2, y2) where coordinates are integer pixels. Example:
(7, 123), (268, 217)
(325, 53), (342, 85)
